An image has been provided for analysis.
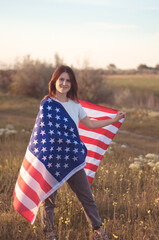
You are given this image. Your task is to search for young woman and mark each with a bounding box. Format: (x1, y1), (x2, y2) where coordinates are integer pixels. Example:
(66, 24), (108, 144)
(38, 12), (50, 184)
(40, 65), (126, 240)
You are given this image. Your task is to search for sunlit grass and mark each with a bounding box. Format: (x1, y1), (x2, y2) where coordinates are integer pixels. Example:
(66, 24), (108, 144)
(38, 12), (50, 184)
(0, 95), (159, 239)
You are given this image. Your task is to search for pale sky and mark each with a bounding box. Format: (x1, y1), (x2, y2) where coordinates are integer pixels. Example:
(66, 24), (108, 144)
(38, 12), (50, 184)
(0, 0), (159, 69)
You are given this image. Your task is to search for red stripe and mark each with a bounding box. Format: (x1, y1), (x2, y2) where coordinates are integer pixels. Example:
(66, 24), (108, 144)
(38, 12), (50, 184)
(23, 157), (52, 193)
(85, 162), (98, 172)
(13, 191), (35, 223)
(79, 99), (118, 114)
(87, 150), (103, 160)
(86, 175), (94, 185)
(80, 135), (108, 150)
(79, 123), (115, 139)
(17, 174), (40, 206)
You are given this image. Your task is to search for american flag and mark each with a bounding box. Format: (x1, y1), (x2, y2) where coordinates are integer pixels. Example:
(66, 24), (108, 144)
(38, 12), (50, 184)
(13, 97), (124, 224)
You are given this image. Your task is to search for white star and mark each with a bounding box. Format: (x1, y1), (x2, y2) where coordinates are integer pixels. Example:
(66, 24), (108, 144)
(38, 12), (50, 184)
(33, 139), (38, 145)
(40, 122), (45, 127)
(73, 148), (78, 154)
(49, 154), (53, 160)
(47, 98), (52, 103)
(81, 149), (85, 154)
(64, 155), (69, 161)
(40, 106), (43, 111)
(50, 147), (54, 151)
(34, 131), (38, 137)
(56, 154), (61, 160)
(55, 115), (60, 120)
(47, 113), (52, 118)
(50, 138), (55, 144)
(73, 156), (78, 161)
(55, 107), (60, 112)
(64, 132), (68, 137)
(55, 123), (60, 128)
(42, 156), (47, 161)
(49, 130), (54, 135)
(41, 139), (46, 144)
(63, 124), (67, 129)
(40, 130), (46, 136)
(80, 142), (84, 146)
(65, 147), (70, 152)
(47, 105), (52, 111)
(57, 146), (62, 152)
(70, 127), (74, 132)
(48, 121), (53, 127)
(72, 133), (76, 138)
(74, 140), (78, 145)
(55, 163), (60, 168)
(47, 162), (52, 168)
(64, 163), (69, 168)
(66, 139), (71, 144)
(57, 138), (63, 144)
(34, 148), (39, 153)
(42, 147), (47, 153)
(34, 123), (38, 128)
(57, 131), (61, 136)
(55, 171), (60, 177)
(64, 117), (68, 122)
(39, 113), (44, 119)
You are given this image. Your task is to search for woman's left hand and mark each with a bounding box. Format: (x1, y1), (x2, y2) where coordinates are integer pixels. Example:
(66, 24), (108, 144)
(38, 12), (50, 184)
(114, 111), (126, 121)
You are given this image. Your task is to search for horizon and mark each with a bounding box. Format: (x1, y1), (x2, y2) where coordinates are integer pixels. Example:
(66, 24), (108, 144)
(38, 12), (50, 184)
(1, 0), (159, 69)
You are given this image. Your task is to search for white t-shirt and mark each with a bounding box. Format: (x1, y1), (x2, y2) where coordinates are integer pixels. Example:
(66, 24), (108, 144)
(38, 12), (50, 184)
(52, 98), (87, 129)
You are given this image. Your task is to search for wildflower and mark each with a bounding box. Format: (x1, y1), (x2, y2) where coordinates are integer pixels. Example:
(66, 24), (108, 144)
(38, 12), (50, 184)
(147, 210), (151, 214)
(113, 233), (118, 239)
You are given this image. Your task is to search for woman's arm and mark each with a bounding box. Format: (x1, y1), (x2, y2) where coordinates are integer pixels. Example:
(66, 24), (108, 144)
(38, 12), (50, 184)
(80, 111), (126, 129)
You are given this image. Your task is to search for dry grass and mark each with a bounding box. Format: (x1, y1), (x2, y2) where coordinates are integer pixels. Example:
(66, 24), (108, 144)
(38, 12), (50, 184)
(0, 94), (159, 240)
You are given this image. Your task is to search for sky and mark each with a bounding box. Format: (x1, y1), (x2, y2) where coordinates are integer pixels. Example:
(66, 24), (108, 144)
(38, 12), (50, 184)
(0, 0), (159, 69)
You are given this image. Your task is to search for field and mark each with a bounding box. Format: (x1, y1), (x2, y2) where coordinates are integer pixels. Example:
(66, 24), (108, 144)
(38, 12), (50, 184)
(0, 92), (159, 240)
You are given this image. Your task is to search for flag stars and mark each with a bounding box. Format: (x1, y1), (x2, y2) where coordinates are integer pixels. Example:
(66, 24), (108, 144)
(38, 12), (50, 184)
(40, 122), (45, 127)
(42, 156), (47, 161)
(33, 139), (38, 145)
(57, 131), (62, 136)
(55, 171), (60, 177)
(50, 138), (55, 144)
(55, 107), (60, 113)
(55, 163), (60, 168)
(74, 140), (78, 145)
(57, 138), (63, 144)
(47, 162), (52, 168)
(47, 105), (52, 111)
(55, 123), (60, 128)
(42, 147), (47, 153)
(64, 155), (69, 161)
(40, 130), (46, 136)
(72, 133), (76, 138)
(40, 113), (44, 119)
(34, 148), (39, 153)
(63, 124), (67, 130)
(47, 98), (52, 103)
(70, 127), (74, 132)
(56, 146), (62, 152)
(73, 148), (78, 154)
(49, 154), (53, 160)
(50, 147), (54, 151)
(73, 156), (78, 161)
(56, 155), (61, 160)
(64, 132), (68, 137)
(34, 131), (38, 137)
(40, 106), (43, 111)
(55, 115), (60, 120)
(41, 139), (46, 144)
(81, 149), (85, 154)
(49, 130), (54, 135)
(64, 117), (68, 122)
(47, 113), (52, 119)
(66, 139), (71, 144)
(65, 147), (70, 153)
(64, 163), (69, 168)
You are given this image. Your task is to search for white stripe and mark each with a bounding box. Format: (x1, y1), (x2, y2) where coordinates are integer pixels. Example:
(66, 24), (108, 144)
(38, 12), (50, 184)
(79, 129), (112, 145)
(85, 143), (107, 155)
(20, 165), (46, 199)
(104, 124), (119, 134)
(86, 156), (101, 166)
(15, 182), (38, 215)
(26, 148), (58, 187)
(84, 107), (116, 118)
(84, 168), (96, 178)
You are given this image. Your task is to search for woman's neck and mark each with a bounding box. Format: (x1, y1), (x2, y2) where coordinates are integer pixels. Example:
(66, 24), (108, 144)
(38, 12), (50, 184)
(55, 92), (68, 102)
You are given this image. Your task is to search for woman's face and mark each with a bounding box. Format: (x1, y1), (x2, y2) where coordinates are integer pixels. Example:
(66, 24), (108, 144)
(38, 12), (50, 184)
(55, 72), (71, 95)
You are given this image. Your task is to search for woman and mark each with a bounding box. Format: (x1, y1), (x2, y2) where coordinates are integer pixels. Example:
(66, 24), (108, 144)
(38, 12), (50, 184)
(40, 65), (126, 240)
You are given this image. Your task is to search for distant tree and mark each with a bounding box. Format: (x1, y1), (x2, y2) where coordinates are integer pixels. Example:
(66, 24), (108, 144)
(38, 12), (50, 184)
(107, 64), (117, 71)
(11, 55), (53, 98)
(137, 64), (149, 70)
(54, 53), (64, 68)
(155, 64), (159, 70)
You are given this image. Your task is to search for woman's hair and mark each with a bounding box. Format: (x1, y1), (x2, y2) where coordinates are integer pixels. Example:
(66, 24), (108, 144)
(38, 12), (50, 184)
(49, 65), (78, 101)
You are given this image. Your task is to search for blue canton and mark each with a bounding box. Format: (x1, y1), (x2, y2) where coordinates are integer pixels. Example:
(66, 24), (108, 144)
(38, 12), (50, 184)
(29, 97), (87, 182)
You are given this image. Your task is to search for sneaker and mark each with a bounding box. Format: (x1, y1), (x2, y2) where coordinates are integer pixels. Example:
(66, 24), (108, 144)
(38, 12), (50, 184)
(93, 227), (109, 240)
(45, 231), (57, 240)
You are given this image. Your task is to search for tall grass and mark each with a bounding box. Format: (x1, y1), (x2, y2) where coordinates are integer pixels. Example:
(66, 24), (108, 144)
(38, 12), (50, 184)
(0, 95), (159, 239)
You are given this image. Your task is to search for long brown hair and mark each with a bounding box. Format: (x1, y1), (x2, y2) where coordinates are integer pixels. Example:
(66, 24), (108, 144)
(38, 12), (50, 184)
(48, 65), (78, 101)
